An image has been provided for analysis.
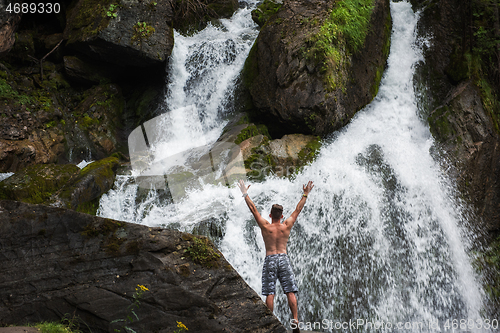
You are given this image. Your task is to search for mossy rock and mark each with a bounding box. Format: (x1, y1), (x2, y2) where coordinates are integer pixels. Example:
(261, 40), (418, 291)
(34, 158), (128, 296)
(184, 236), (221, 268)
(473, 234), (500, 317)
(191, 218), (225, 246)
(234, 123), (270, 144)
(0, 164), (80, 204)
(56, 156), (120, 214)
(251, 0), (283, 27)
(428, 105), (458, 143)
(64, 0), (114, 44)
(297, 136), (322, 165)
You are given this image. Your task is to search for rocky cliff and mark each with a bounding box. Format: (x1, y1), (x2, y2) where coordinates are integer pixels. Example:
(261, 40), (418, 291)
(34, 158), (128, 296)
(0, 199), (287, 332)
(413, 0), (500, 237)
(243, 0), (391, 136)
(412, 0), (500, 316)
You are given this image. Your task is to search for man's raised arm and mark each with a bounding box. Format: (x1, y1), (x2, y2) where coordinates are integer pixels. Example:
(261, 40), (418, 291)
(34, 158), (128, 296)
(237, 179), (268, 228)
(284, 181), (314, 227)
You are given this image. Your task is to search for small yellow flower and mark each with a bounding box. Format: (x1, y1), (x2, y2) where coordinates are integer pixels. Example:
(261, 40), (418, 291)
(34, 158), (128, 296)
(137, 284), (149, 291)
(177, 321), (188, 330)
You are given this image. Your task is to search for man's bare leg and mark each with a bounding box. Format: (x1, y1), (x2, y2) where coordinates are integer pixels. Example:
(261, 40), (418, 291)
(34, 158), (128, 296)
(266, 294), (275, 311)
(286, 292), (298, 322)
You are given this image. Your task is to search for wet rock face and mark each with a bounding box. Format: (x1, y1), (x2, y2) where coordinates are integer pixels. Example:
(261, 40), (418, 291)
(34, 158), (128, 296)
(0, 8), (21, 55)
(429, 81), (500, 233)
(243, 0), (391, 136)
(416, 0), (500, 235)
(0, 200), (287, 333)
(64, 0), (175, 68)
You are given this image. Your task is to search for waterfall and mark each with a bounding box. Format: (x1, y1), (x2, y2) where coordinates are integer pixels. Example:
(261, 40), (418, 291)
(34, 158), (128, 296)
(97, 1), (486, 330)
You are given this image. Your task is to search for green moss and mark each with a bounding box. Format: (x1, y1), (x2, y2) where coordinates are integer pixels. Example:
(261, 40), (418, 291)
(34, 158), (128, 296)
(371, 9), (391, 98)
(252, 0), (282, 26)
(473, 235), (500, 305)
(0, 78), (32, 105)
(305, 0), (376, 92)
(242, 41), (259, 89)
(244, 153), (260, 170)
(76, 197), (101, 215)
(132, 22), (155, 41)
(79, 114), (99, 129)
(234, 124), (270, 144)
(298, 137), (322, 165)
(0, 164), (80, 204)
(80, 156), (119, 177)
(66, 0), (115, 44)
(184, 236), (221, 268)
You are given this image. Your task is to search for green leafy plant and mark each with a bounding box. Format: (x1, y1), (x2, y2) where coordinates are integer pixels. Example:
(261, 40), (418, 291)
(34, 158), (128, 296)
(132, 22), (155, 40)
(107, 4), (118, 18)
(111, 284), (149, 333)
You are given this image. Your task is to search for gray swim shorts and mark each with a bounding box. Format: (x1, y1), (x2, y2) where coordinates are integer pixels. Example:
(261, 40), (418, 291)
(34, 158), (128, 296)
(262, 253), (298, 296)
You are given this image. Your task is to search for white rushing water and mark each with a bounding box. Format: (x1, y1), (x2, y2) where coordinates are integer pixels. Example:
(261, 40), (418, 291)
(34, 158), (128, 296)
(98, 1), (486, 331)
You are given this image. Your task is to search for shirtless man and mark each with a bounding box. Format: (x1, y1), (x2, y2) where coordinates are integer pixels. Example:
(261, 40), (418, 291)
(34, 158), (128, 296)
(237, 179), (314, 330)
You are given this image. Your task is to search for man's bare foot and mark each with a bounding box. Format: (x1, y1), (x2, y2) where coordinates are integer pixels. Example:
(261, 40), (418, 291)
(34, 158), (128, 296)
(291, 319), (300, 333)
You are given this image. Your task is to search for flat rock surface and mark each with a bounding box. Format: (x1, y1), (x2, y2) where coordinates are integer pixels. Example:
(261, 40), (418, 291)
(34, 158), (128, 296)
(0, 200), (286, 333)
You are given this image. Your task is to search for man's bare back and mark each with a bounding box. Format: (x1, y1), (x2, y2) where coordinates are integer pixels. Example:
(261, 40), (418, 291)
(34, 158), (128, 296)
(237, 179), (314, 332)
(260, 220), (292, 255)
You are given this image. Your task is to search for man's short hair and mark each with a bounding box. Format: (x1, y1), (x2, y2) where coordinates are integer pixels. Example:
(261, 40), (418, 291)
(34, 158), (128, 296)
(270, 204), (283, 219)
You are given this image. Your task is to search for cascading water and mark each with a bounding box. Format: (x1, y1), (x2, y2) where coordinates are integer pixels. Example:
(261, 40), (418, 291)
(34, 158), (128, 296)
(97, 1), (488, 330)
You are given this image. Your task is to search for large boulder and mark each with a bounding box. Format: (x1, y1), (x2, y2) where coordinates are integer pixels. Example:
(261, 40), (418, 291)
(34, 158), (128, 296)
(0, 200), (287, 333)
(218, 118), (321, 180)
(243, 0), (392, 136)
(64, 0), (174, 68)
(0, 157), (120, 215)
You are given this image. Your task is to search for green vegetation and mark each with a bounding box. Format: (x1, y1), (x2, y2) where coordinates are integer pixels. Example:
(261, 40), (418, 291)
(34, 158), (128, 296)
(234, 124), (270, 144)
(298, 137), (322, 165)
(32, 321), (81, 333)
(252, 0), (282, 26)
(371, 9), (392, 98)
(106, 3), (119, 18)
(66, 0), (116, 43)
(111, 284), (149, 332)
(304, 0), (375, 91)
(184, 236), (221, 268)
(0, 78), (32, 105)
(456, 0), (500, 133)
(132, 22), (155, 41)
(242, 41), (259, 89)
(473, 235), (500, 311)
(0, 164), (80, 205)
